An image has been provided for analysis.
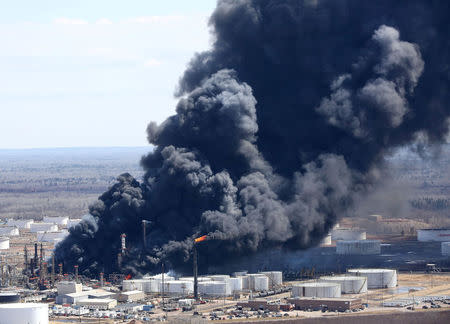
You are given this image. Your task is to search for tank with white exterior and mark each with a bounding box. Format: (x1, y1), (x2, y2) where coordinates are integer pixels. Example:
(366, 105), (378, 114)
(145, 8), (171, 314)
(29, 223), (58, 233)
(239, 276), (249, 290)
(37, 230), (69, 242)
(417, 229), (450, 242)
(336, 240), (380, 255)
(66, 219), (82, 228)
(0, 227), (19, 236)
(253, 276), (269, 291)
(233, 271), (248, 277)
(441, 242), (450, 256)
(178, 276), (211, 282)
(331, 228), (366, 241)
(43, 216), (69, 226)
(321, 234), (332, 245)
(160, 280), (194, 295)
(0, 238), (9, 250)
(6, 219), (34, 229)
(259, 271), (283, 288)
(209, 275), (230, 282)
(348, 269), (397, 288)
(122, 279), (146, 292)
(0, 303), (48, 324)
(319, 276), (367, 294)
(292, 282), (341, 298)
(198, 281), (231, 296)
(228, 277), (243, 292)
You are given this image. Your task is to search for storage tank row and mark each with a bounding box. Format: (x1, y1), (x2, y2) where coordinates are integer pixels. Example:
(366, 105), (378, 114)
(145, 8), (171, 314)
(347, 269), (397, 288)
(292, 283), (341, 298)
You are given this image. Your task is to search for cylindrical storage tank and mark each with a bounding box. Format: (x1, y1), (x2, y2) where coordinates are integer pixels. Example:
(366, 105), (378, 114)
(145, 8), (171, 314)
(239, 276), (249, 290)
(233, 271), (248, 277)
(198, 281), (231, 296)
(0, 303), (48, 324)
(159, 280), (194, 295)
(292, 282), (341, 298)
(321, 234), (332, 245)
(209, 275), (230, 282)
(0, 238), (9, 250)
(43, 216), (69, 226)
(331, 229), (366, 241)
(319, 276), (367, 294)
(6, 219), (34, 229)
(0, 227), (19, 236)
(442, 242), (450, 256)
(228, 277), (242, 292)
(0, 293), (20, 303)
(122, 279), (145, 292)
(29, 223), (58, 233)
(253, 276), (269, 291)
(418, 229), (450, 242)
(336, 240), (381, 255)
(348, 269), (397, 288)
(259, 271), (283, 288)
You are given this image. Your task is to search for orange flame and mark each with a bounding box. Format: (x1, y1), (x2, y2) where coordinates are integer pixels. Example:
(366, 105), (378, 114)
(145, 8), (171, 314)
(194, 235), (207, 243)
(125, 274), (132, 280)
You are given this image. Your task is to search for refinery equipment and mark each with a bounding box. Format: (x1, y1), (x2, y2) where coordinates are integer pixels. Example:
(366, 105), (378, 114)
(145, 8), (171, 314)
(347, 268), (397, 288)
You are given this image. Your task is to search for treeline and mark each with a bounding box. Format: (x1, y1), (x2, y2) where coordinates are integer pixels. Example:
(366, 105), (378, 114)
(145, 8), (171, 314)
(410, 197), (450, 210)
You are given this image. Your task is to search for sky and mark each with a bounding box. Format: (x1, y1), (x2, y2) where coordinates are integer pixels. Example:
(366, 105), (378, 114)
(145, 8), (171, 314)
(0, 0), (216, 149)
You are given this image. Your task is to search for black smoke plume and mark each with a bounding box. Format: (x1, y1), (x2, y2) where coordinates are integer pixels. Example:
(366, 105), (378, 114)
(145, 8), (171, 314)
(55, 0), (450, 276)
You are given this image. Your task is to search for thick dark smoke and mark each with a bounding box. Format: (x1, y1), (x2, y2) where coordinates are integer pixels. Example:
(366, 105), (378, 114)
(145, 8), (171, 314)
(55, 0), (450, 276)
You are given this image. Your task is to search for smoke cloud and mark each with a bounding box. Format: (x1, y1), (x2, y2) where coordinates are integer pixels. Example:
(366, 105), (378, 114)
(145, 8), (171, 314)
(55, 0), (450, 275)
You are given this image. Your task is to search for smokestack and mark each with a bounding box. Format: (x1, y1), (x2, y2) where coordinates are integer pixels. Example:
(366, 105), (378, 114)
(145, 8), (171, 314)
(58, 263), (63, 278)
(51, 253), (55, 286)
(23, 245), (28, 273)
(193, 244), (198, 300)
(120, 234), (126, 255)
(34, 243), (38, 269)
(100, 272), (104, 287)
(142, 220), (148, 250)
(74, 265), (79, 282)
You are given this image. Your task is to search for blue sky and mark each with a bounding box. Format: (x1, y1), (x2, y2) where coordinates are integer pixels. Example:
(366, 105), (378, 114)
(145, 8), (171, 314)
(0, 1), (216, 148)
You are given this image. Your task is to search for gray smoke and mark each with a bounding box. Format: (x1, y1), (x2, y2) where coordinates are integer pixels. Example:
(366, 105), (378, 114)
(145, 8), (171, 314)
(55, 0), (450, 276)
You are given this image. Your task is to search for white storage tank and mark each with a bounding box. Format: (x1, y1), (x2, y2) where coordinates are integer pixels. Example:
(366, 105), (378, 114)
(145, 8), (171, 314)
(331, 228), (366, 241)
(292, 282), (341, 298)
(209, 275), (231, 282)
(43, 216), (69, 226)
(348, 269), (397, 288)
(0, 227), (19, 236)
(228, 277), (243, 292)
(336, 240), (381, 255)
(0, 303), (48, 324)
(6, 219), (33, 229)
(239, 276), (249, 290)
(160, 280), (193, 295)
(321, 234), (332, 245)
(319, 276), (367, 294)
(30, 223), (58, 233)
(37, 230), (69, 242)
(253, 276), (269, 291)
(418, 229), (450, 242)
(67, 219), (82, 228)
(0, 238), (9, 250)
(122, 279), (146, 292)
(259, 271), (283, 288)
(198, 281), (231, 296)
(441, 242), (450, 256)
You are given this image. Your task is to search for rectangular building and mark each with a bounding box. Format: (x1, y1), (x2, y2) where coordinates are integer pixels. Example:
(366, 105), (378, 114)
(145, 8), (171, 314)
(287, 297), (362, 311)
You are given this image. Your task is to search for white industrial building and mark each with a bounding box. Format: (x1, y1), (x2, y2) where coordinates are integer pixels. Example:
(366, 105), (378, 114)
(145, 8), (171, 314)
(259, 271), (283, 288)
(0, 303), (48, 324)
(319, 276), (368, 294)
(29, 223), (58, 233)
(336, 240), (381, 255)
(76, 298), (117, 310)
(6, 219), (34, 229)
(56, 289), (116, 305)
(442, 242), (450, 256)
(347, 269), (397, 288)
(331, 228), (366, 241)
(57, 281), (82, 295)
(0, 227), (19, 236)
(292, 282), (341, 298)
(43, 216), (69, 226)
(417, 229), (450, 242)
(0, 238), (9, 250)
(117, 290), (145, 302)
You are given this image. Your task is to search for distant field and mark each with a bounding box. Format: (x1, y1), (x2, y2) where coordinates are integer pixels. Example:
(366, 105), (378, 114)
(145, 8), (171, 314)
(0, 147), (149, 219)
